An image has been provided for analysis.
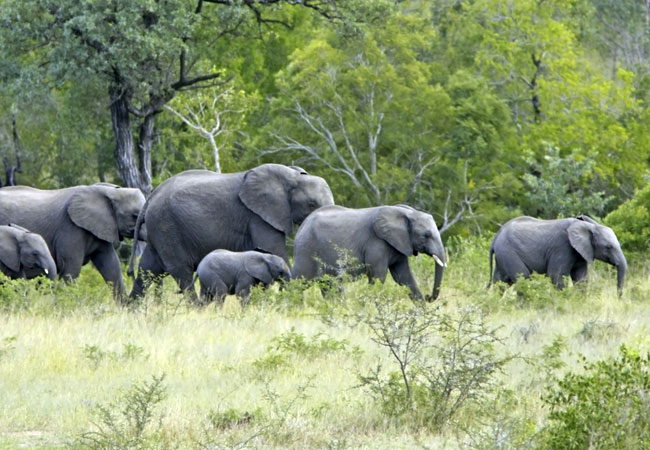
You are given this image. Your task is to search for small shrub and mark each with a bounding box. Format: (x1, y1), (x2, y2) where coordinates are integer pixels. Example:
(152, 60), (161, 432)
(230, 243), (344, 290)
(252, 352), (291, 375)
(270, 327), (350, 359)
(0, 335), (17, 362)
(252, 329), (351, 377)
(76, 374), (168, 450)
(356, 291), (512, 431)
(197, 379), (313, 449)
(540, 345), (650, 449)
(81, 343), (147, 370)
(576, 318), (621, 342)
(205, 407), (255, 431)
(82, 344), (111, 370)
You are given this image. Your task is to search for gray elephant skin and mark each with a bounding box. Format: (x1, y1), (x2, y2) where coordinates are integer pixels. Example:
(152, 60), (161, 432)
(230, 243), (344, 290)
(196, 249), (291, 304)
(0, 183), (145, 302)
(130, 164), (334, 299)
(489, 215), (627, 295)
(291, 204), (446, 301)
(0, 224), (57, 281)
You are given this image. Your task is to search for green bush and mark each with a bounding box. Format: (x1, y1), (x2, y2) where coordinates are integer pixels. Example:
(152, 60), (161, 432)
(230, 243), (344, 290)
(605, 183), (650, 252)
(356, 291), (512, 431)
(75, 375), (169, 450)
(540, 345), (650, 449)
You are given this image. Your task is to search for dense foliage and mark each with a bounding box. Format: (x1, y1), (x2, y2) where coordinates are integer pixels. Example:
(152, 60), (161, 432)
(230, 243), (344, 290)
(542, 346), (650, 449)
(0, 0), (647, 235)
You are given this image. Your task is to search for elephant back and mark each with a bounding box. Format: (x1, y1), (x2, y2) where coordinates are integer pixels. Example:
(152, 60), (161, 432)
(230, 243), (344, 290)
(0, 186), (69, 242)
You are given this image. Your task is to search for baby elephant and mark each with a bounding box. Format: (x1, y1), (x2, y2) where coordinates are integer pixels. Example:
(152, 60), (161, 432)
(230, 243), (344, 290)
(0, 224), (57, 281)
(195, 249), (291, 305)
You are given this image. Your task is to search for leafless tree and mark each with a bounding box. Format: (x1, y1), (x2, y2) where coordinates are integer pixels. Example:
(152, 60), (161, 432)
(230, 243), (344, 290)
(164, 88), (242, 173)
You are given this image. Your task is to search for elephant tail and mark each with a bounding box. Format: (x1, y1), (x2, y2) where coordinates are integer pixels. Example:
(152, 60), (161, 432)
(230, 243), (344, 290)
(127, 199), (148, 279)
(488, 245), (495, 288)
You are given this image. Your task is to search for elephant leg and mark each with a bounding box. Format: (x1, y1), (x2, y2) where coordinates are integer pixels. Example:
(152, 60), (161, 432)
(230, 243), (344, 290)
(388, 256), (422, 300)
(130, 245), (166, 299)
(200, 278), (228, 306)
(91, 244), (127, 304)
(496, 254), (530, 284)
(492, 265), (506, 284)
(365, 244), (389, 283)
(548, 254), (575, 289)
(57, 249), (85, 283)
(170, 266), (200, 304)
(235, 282), (253, 306)
(570, 260), (589, 285)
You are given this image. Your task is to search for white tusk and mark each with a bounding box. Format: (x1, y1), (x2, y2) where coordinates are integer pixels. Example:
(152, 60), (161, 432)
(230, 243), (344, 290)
(433, 255), (446, 268)
(44, 268), (49, 275)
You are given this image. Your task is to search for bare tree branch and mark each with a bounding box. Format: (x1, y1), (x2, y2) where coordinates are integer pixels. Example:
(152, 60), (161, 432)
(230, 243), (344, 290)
(164, 88), (242, 173)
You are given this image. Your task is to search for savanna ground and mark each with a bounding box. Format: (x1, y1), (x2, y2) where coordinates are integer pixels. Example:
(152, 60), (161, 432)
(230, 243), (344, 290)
(2, 237), (650, 449)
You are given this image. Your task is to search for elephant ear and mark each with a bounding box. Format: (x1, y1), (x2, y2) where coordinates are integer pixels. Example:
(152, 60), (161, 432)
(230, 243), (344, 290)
(373, 207), (413, 256)
(0, 229), (20, 272)
(67, 189), (119, 243)
(244, 255), (274, 284)
(568, 220), (594, 263)
(239, 165), (293, 234)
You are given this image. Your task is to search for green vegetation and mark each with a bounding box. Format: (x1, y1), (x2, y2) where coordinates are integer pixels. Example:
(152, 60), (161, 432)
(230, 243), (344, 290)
(0, 240), (648, 448)
(0, 0), (648, 234)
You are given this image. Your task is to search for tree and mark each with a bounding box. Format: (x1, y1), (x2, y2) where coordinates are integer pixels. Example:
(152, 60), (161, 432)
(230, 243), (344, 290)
(164, 85), (255, 173)
(262, 7), (518, 233)
(0, 0), (349, 193)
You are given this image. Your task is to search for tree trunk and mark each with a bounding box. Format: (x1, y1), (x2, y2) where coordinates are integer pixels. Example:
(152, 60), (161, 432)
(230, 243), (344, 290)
(137, 113), (155, 195)
(109, 86), (152, 194)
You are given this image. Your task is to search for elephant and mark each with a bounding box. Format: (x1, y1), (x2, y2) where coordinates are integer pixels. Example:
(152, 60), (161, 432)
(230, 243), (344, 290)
(489, 215), (627, 295)
(195, 249), (291, 305)
(0, 183), (145, 302)
(0, 224), (57, 281)
(291, 204), (446, 301)
(129, 164), (334, 300)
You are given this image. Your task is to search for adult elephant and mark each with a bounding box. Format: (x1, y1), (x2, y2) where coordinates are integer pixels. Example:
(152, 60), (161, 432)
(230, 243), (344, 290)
(489, 215), (627, 295)
(129, 164), (334, 299)
(0, 183), (145, 302)
(0, 224), (57, 281)
(291, 205), (446, 301)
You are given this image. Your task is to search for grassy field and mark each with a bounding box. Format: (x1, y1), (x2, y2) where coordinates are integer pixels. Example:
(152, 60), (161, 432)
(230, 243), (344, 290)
(1, 237), (650, 449)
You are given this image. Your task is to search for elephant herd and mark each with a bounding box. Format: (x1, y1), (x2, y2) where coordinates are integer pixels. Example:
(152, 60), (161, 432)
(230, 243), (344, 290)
(0, 164), (627, 304)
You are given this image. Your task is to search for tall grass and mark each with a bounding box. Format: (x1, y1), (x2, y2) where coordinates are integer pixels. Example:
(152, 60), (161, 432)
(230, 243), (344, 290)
(1, 239), (650, 449)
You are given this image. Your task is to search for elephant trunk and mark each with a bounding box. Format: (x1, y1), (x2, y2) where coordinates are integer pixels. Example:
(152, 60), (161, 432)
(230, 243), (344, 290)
(430, 253), (445, 301)
(616, 258), (627, 297)
(43, 258), (57, 281)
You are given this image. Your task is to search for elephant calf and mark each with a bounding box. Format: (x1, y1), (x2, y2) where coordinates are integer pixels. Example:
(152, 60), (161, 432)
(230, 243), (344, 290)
(195, 249), (291, 305)
(0, 224), (57, 281)
(292, 204), (446, 301)
(489, 215), (627, 295)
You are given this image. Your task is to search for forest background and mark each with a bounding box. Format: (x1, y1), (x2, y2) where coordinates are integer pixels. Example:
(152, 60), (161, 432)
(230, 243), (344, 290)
(2, 0), (649, 242)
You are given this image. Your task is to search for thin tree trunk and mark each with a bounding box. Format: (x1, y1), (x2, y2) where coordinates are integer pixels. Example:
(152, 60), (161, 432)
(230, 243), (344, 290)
(137, 114), (155, 195)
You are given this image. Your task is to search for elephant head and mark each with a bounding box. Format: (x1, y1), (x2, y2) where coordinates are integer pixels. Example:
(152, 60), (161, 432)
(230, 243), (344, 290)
(239, 164), (334, 235)
(245, 253), (292, 284)
(67, 184), (146, 243)
(373, 206), (446, 301)
(0, 224), (57, 280)
(568, 217), (627, 296)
